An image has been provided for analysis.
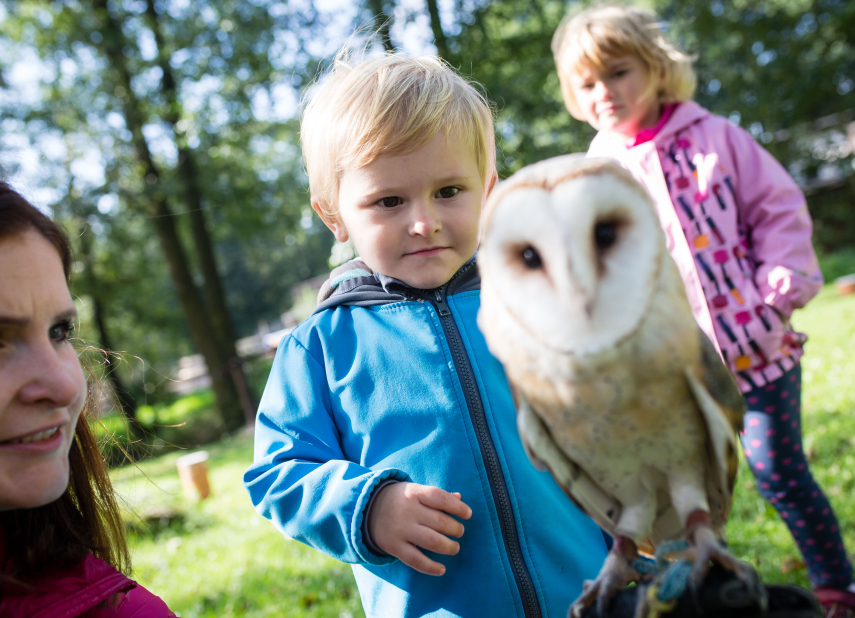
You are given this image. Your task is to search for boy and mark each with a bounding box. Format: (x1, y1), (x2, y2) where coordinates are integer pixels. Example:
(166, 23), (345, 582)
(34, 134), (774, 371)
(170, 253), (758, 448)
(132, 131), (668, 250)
(243, 52), (607, 618)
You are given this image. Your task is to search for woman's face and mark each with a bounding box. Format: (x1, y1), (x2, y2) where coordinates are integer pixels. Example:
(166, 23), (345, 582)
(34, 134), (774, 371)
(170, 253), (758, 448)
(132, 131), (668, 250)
(0, 230), (86, 511)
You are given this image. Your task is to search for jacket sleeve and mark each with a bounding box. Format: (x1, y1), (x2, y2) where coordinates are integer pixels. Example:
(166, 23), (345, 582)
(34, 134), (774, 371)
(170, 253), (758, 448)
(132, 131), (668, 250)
(243, 334), (408, 565)
(725, 121), (824, 317)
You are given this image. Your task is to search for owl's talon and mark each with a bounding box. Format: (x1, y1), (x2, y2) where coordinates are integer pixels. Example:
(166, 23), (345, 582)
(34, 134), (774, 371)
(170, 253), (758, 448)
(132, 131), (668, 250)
(569, 547), (640, 617)
(689, 524), (757, 591)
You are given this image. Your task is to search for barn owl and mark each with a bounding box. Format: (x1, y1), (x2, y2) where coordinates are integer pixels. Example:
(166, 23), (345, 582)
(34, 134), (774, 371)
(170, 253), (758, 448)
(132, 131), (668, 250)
(477, 155), (752, 617)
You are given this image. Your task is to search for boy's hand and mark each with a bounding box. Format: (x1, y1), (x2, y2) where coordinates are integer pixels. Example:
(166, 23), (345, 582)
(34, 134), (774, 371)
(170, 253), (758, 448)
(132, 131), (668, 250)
(367, 482), (472, 576)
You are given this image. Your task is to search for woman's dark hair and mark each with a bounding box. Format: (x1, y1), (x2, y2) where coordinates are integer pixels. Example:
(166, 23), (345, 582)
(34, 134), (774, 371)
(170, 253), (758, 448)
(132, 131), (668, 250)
(0, 182), (130, 583)
(0, 182), (72, 278)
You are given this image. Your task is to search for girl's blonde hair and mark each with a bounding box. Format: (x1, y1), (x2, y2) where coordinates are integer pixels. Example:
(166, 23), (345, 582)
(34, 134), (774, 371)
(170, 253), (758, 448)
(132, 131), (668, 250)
(301, 51), (496, 219)
(552, 3), (696, 120)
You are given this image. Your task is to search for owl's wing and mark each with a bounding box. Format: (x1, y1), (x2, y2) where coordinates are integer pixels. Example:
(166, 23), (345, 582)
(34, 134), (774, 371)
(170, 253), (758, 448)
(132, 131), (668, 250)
(683, 328), (746, 532)
(514, 390), (622, 534)
(697, 328), (747, 434)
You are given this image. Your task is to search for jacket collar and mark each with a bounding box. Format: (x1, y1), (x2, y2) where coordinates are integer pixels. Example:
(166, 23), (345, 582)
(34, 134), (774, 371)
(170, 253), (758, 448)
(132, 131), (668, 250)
(589, 100), (711, 152)
(314, 256), (480, 314)
(652, 99), (710, 143)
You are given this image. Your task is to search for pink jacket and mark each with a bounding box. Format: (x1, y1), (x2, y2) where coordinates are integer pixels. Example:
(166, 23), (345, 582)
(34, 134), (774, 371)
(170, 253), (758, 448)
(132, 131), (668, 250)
(1, 549), (177, 618)
(588, 100), (823, 392)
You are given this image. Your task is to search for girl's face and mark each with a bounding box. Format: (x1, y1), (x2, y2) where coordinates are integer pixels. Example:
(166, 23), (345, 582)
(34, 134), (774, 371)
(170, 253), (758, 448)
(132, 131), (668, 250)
(569, 55), (661, 140)
(0, 230), (86, 511)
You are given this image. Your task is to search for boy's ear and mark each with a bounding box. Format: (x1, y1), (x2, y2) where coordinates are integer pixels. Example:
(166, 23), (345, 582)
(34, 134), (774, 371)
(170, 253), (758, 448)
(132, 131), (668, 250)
(311, 198), (349, 243)
(484, 171), (499, 202)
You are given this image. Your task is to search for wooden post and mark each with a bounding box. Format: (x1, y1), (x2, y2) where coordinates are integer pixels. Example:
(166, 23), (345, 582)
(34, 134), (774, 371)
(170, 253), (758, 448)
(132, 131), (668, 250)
(176, 451), (211, 500)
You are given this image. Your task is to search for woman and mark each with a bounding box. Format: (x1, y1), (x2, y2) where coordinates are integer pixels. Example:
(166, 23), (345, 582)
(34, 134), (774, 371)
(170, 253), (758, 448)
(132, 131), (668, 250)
(0, 183), (176, 617)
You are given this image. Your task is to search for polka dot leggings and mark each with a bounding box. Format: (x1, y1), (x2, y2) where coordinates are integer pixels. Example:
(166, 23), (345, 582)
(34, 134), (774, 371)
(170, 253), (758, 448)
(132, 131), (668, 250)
(741, 364), (853, 589)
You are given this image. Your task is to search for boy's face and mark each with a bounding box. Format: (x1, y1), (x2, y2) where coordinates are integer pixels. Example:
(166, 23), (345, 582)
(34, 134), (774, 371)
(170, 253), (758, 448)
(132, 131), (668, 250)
(319, 132), (495, 290)
(568, 55), (660, 140)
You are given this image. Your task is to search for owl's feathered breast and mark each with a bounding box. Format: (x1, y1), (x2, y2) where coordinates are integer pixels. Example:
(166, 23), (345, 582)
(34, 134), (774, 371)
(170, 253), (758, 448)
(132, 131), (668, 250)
(510, 254), (707, 467)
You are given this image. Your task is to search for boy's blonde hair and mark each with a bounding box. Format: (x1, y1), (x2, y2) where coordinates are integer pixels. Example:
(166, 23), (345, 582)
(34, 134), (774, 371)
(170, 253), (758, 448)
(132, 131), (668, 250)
(301, 52), (496, 219)
(552, 3), (696, 120)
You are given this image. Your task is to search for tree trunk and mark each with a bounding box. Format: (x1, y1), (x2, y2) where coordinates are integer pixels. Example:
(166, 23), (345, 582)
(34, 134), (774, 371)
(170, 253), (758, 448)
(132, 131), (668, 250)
(144, 0), (256, 425)
(92, 0), (245, 431)
(367, 0), (396, 53)
(72, 199), (145, 441)
(425, 0), (450, 61)
(90, 294), (146, 440)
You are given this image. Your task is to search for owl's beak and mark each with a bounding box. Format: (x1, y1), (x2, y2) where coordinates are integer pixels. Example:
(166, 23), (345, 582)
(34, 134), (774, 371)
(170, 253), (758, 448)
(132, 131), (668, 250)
(584, 300), (593, 319)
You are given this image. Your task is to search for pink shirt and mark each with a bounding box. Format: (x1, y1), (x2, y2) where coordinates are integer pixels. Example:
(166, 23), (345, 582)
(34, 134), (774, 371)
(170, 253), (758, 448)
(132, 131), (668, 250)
(588, 101), (823, 392)
(631, 103), (678, 147)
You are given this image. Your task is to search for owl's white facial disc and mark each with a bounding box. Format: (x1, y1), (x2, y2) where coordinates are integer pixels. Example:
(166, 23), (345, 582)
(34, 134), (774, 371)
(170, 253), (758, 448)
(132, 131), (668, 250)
(480, 172), (663, 355)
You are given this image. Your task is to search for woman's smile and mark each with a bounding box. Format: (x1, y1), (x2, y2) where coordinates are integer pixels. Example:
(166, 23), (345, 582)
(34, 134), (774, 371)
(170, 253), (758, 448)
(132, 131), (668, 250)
(0, 422), (66, 452)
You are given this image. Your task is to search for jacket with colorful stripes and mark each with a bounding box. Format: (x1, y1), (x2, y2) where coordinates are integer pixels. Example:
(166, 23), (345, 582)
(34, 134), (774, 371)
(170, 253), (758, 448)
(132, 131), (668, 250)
(588, 101), (823, 392)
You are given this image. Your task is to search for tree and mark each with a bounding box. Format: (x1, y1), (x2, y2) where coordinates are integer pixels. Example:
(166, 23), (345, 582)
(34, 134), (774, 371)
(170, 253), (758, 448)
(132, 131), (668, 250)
(439, 0), (596, 176)
(425, 0), (450, 60)
(433, 0), (853, 194)
(663, 0), (855, 183)
(1, 0), (335, 430)
(68, 187), (145, 440)
(366, 0), (396, 53)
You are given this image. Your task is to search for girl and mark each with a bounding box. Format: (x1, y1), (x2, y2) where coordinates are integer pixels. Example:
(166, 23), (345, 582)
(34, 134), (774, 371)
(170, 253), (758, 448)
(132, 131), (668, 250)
(551, 4), (854, 617)
(0, 183), (176, 617)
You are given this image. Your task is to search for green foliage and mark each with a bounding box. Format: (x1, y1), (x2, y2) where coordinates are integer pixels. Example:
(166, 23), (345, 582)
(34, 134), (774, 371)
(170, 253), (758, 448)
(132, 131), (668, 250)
(444, 0), (596, 176)
(1, 0), (335, 408)
(436, 0), (855, 248)
(808, 183), (855, 254)
(136, 389), (216, 426)
(816, 247), (855, 283)
(662, 0), (855, 215)
(92, 388), (222, 467)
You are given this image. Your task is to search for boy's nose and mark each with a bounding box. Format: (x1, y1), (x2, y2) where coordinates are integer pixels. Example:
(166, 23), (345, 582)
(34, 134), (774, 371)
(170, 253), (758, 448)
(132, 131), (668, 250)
(410, 201), (441, 237)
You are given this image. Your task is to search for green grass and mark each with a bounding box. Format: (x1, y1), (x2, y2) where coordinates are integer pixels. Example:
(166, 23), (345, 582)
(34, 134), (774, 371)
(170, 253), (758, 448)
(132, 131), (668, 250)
(114, 259), (855, 616)
(112, 432), (364, 618)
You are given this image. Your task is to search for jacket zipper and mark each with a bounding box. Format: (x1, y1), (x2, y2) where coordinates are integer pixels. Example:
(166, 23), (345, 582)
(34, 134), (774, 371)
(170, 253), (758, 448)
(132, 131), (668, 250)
(419, 270), (542, 618)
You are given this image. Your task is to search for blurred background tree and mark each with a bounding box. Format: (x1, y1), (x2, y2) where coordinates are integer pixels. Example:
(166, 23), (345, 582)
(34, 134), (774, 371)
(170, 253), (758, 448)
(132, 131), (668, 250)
(1, 0), (852, 439)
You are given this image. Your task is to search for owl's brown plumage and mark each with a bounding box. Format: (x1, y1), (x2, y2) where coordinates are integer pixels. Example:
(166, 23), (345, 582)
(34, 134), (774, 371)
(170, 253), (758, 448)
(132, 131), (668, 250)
(477, 155), (750, 616)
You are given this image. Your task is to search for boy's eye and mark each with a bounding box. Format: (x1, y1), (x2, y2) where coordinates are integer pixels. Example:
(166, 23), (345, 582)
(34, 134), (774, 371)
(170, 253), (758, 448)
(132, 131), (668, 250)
(49, 320), (74, 344)
(379, 196), (403, 208)
(436, 187), (459, 199)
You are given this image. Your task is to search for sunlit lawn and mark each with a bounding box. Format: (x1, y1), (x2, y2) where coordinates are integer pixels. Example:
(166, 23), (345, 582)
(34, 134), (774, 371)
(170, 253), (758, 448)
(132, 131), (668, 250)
(111, 433), (364, 618)
(112, 255), (855, 616)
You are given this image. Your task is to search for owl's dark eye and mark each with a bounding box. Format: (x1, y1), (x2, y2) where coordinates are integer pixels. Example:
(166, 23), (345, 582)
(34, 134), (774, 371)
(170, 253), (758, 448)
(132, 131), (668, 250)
(521, 246), (542, 269)
(594, 222), (618, 250)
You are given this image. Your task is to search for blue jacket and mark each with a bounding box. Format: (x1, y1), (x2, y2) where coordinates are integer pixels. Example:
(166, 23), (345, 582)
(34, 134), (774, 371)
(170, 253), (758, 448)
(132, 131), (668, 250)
(243, 259), (608, 617)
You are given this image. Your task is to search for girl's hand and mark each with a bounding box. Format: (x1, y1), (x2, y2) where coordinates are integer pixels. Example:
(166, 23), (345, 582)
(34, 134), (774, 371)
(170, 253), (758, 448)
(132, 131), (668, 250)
(367, 482), (472, 576)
